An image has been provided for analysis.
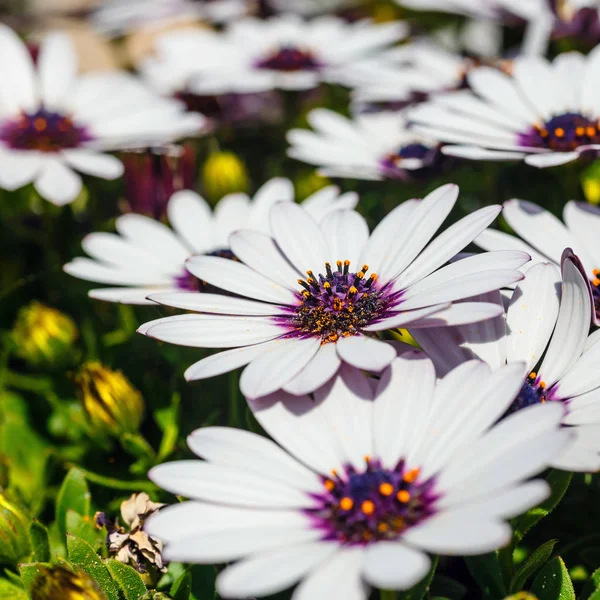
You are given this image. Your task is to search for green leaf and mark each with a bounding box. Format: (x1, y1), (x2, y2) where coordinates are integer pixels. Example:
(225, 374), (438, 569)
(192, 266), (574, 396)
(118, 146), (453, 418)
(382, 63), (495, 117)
(579, 566), (600, 599)
(66, 534), (119, 600)
(105, 559), (147, 600)
(510, 539), (558, 593)
(430, 575), (468, 600)
(0, 578), (28, 599)
(18, 562), (52, 595)
(398, 556), (439, 600)
(512, 470), (573, 545)
(531, 557), (576, 600)
(55, 468), (91, 542)
(65, 510), (103, 549)
(170, 569), (192, 600)
(465, 552), (507, 600)
(189, 564), (217, 600)
(29, 521), (50, 562)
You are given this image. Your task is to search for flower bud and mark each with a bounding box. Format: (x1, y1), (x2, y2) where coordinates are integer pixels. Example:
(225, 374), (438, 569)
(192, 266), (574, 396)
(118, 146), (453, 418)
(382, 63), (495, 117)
(11, 302), (78, 369)
(122, 144), (197, 219)
(74, 362), (144, 438)
(582, 160), (600, 205)
(505, 594), (538, 600)
(202, 151), (250, 202)
(0, 493), (31, 564)
(31, 565), (108, 600)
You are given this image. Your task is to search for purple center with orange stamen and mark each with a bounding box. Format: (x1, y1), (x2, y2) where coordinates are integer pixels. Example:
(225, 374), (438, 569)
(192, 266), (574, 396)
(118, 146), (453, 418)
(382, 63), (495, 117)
(307, 458), (437, 546)
(508, 371), (551, 414)
(519, 113), (600, 152)
(379, 143), (440, 180)
(256, 45), (322, 72)
(0, 109), (93, 152)
(591, 268), (600, 321)
(287, 260), (396, 344)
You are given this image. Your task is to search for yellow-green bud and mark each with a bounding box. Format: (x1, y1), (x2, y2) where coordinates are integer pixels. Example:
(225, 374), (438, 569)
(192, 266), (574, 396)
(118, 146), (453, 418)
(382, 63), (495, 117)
(202, 151), (250, 202)
(0, 493), (31, 564)
(75, 362), (144, 438)
(504, 594), (538, 600)
(31, 566), (108, 600)
(582, 160), (600, 205)
(294, 171), (332, 201)
(11, 302), (78, 369)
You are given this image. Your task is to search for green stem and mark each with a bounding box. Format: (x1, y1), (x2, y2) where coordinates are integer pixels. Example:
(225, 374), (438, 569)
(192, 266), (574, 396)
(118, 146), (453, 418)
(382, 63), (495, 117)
(4, 370), (52, 393)
(71, 467), (159, 493)
(380, 591), (397, 600)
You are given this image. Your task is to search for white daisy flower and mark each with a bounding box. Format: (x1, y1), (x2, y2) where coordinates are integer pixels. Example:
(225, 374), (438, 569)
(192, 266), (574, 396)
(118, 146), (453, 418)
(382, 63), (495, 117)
(92, 0), (253, 35)
(0, 26), (205, 206)
(64, 178), (358, 304)
(146, 354), (570, 599)
(394, 0), (542, 22)
(406, 49), (600, 168)
(415, 250), (600, 471)
(475, 198), (600, 324)
(139, 184), (528, 398)
(269, 0), (360, 16)
(142, 15), (408, 95)
(287, 109), (441, 181)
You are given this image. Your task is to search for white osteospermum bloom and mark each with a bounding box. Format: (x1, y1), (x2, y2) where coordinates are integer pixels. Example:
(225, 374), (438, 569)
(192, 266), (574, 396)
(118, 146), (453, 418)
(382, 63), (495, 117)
(140, 184), (529, 398)
(475, 198), (600, 324)
(394, 0), (542, 21)
(287, 109), (440, 181)
(407, 49), (600, 168)
(0, 26), (205, 206)
(64, 178), (357, 304)
(415, 251), (600, 471)
(146, 354), (570, 599)
(142, 16), (408, 95)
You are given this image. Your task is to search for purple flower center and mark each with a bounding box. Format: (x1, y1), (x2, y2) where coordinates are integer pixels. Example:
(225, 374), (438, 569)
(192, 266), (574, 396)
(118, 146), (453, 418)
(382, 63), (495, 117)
(591, 269), (600, 321)
(307, 458), (436, 546)
(0, 109), (93, 152)
(508, 372), (550, 414)
(519, 113), (600, 152)
(291, 261), (390, 344)
(175, 270), (200, 292)
(256, 45), (321, 72)
(379, 143), (438, 179)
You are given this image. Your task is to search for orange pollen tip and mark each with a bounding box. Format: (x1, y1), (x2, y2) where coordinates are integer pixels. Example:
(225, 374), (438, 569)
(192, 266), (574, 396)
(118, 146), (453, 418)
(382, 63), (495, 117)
(529, 372), (537, 380)
(379, 483), (394, 496)
(297, 279), (304, 284)
(324, 281), (331, 289)
(344, 260), (350, 266)
(336, 260), (342, 267)
(554, 127), (565, 137)
(361, 500), (375, 515)
(576, 127), (585, 135)
(34, 118), (47, 131)
(377, 522), (389, 532)
(306, 270), (314, 277)
(356, 272), (364, 279)
(593, 269), (599, 276)
(397, 490), (411, 503)
(340, 497), (354, 511)
(302, 291), (310, 298)
(403, 468), (420, 483)
(349, 286), (358, 295)
(324, 479), (335, 491)
(370, 273), (378, 281)
(540, 129), (548, 137)
(539, 381), (547, 389)
(362, 265), (369, 272)
(593, 278), (600, 286)
(588, 127), (597, 136)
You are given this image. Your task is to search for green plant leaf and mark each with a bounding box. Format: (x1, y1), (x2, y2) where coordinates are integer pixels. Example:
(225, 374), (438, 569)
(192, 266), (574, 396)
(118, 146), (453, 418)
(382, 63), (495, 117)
(189, 564), (217, 600)
(170, 568), (192, 600)
(66, 534), (119, 600)
(66, 510), (103, 549)
(18, 562), (52, 595)
(510, 539), (558, 593)
(465, 552), (507, 600)
(398, 556), (439, 600)
(578, 566), (600, 599)
(531, 557), (575, 600)
(512, 470), (573, 545)
(28, 521), (50, 562)
(105, 559), (147, 600)
(430, 575), (468, 600)
(0, 578), (27, 599)
(55, 468), (91, 543)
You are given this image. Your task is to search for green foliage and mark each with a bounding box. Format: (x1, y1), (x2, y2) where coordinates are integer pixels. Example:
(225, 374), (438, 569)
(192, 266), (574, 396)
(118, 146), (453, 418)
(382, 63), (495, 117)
(105, 559), (147, 600)
(531, 557), (576, 600)
(510, 540), (558, 593)
(55, 468), (91, 543)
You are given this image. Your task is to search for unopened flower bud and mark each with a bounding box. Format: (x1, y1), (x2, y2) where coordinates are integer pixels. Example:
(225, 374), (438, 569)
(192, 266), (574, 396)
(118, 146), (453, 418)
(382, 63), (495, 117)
(505, 594), (538, 600)
(122, 144), (197, 219)
(75, 362), (144, 438)
(0, 493), (31, 564)
(202, 151), (250, 202)
(11, 302), (78, 369)
(31, 565), (107, 600)
(582, 160), (600, 205)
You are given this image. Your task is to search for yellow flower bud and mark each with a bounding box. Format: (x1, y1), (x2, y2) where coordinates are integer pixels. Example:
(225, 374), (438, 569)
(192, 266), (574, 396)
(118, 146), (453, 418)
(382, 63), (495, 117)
(11, 302), (78, 369)
(202, 151), (250, 202)
(75, 362), (144, 437)
(504, 593), (538, 600)
(582, 160), (600, 205)
(0, 493), (31, 564)
(31, 565), (108, 600)
(294, 172), (332, 201)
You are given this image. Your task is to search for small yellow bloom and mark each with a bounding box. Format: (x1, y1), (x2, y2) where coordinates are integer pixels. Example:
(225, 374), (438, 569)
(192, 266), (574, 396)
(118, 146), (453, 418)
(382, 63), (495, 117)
(11, 302), (78, 368)
(202, 151), (250, 202)
(504, 593), (538, 600)
(582, 160), (600, 205)
(31, 565), (108, 600)
(75, 362), (144, 437)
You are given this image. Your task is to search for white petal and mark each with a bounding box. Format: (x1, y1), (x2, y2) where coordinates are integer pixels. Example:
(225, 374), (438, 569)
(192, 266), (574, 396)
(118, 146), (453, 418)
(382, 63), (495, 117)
(213, 192), (252, 248)
(363, 543), (430, 591)
(38, 33), (77, 111)
(240, 336), (321, 399)
(283, 343), (341, 396)
(148, 292), (285, 315)
(216, 542), (339, 599)
(408, 301), (504, 328)
(365, 304), (451, 331)
(143, 314), (284, 348)
(524, 152), (580, 168)
(63, 149), (124, 179)
(248, 177), (294, 233)
(336, 335), (396, 372)
(149, 460), (312, 509)
(319, 210), (370, 267)
(34, 159), (82, 206)
(0, 25), (37, 114)
(441, 146), (526, 161)
(270, 202), (331, 274)
(554, 332), (600, 398)
(563, 201), (600, 274)
(186, 255), (297, 304)
(0, 150), (41, 190)
(88, 286), (172, 305)
(167, 190), (215, 254)
(187, 426), (321, 492)
(64, 257), (172, 286)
